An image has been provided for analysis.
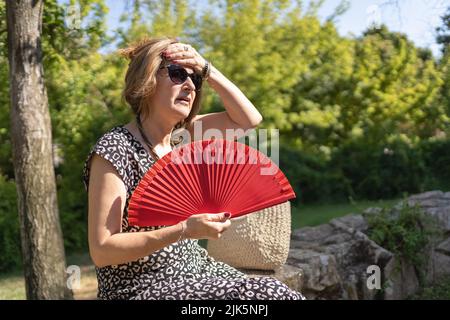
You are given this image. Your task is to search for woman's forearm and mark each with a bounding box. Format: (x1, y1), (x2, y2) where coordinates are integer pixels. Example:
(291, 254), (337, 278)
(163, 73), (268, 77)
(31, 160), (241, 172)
(90, 223), (183, 267)
(206, 65), (263, 128)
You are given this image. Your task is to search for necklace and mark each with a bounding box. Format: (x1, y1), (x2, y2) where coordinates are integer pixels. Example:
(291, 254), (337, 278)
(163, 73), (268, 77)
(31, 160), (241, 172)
(135, 114), (161, 162)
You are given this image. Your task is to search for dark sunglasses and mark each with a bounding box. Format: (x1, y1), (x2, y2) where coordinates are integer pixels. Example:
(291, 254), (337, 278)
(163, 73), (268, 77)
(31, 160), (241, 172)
(159, 64), (202, 91)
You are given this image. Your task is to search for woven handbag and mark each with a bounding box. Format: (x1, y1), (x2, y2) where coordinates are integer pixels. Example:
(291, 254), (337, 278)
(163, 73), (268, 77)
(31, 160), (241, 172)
(206, 201), (292, 271)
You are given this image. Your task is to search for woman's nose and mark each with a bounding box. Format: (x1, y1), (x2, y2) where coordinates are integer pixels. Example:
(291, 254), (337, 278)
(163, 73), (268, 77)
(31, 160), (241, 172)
(183, 77), (196, 91)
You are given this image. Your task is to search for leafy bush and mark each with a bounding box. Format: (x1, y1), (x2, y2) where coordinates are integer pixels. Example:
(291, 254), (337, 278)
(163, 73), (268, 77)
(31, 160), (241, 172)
(420, 138), (450, 191)
(332, 138), (427, 200)
(279, 145), (352, 204)
(0, 175), (22, 273)
(364, 201), (440, 283)
(410, 276), (450, 300)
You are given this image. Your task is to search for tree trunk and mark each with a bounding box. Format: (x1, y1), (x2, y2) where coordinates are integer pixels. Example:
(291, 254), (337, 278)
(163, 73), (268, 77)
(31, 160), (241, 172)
(6, 0), (71, 299)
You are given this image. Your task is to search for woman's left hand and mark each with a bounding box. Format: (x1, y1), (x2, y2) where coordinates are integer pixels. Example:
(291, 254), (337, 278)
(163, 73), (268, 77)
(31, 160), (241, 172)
(162, 43), (206, 74)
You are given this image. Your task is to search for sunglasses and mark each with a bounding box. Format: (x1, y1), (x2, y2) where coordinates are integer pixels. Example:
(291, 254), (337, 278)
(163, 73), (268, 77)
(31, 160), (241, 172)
(159, 64), (203, 91)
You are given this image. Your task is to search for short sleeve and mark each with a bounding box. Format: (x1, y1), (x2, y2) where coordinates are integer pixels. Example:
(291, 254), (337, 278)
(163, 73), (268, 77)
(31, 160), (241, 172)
(82, 127), (132, 193)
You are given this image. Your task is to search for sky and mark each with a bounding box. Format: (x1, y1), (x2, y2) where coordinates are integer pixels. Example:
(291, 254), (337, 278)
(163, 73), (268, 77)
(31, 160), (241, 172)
(100, 0), (448, 57)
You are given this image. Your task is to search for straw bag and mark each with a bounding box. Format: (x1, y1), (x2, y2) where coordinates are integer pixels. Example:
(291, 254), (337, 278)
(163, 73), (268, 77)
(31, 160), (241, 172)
(206, 201), (292, 271)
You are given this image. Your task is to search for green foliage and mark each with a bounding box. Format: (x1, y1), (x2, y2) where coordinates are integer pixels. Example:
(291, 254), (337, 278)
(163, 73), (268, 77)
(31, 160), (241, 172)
(410, 276), (450, 300)
(332, 137), (427, 200)
(279, 144), (351, 203)
(0, 176), (21, 273)
(364, 202), (440, 283)
(48, 52), (131, 252)
(436, 6), (450, 54)
(115, 0), (192, 45)
(1, 0), (119, 256)
(352, 26), (445, 142)
(420, 138), (450, 190)
(42, 0), (109, 62)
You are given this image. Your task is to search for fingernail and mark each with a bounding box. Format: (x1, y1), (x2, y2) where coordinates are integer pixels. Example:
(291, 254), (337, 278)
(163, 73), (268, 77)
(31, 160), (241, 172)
(224, 212), (231, 218)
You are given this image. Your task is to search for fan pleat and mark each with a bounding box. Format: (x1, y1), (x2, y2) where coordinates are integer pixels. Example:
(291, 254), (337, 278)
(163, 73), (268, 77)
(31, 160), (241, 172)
(217, 141), (237, 206)
(221, 149), (261, 209)
(217, 142), (242, 205)
(137, 196), (195, 217)
(157, 145), (205, 211)
(149, 169), (195, 211)
(163, 162), (203, 210)
(213, 143), (227, 205)
(138, 181), (195, 215)
(181, 141), (208, 209)
(218, 142), (250, 206)
(183, 162), (206, 205)
(237, 179), (291, 209)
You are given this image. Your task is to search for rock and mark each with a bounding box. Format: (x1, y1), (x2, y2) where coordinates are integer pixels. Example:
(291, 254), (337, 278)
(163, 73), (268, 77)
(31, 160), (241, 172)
(287, 249), (341, 299)
(405, 191), (450, 231)
(287, 215), (394, 300)
(408, 190), (445, 200)
(273, 264), (304, 293)
(286, 192), (450, 299)
(330, 214), (368, 232)
(230, 190), (450, 300)
(431, 251), (450, 281)
(423, 206), (450, 232)
(383, 257), (420, 300)
(237, 265), (304, 296)
(436, 237), (450, 255)
(291, 224), (335, 242)
(430, 238), (450, 281)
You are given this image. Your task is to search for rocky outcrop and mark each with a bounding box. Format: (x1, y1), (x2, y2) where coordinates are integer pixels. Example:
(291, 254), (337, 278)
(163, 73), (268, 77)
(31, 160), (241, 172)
(407, 191), (450, 284)
(247, 191), (450, 300)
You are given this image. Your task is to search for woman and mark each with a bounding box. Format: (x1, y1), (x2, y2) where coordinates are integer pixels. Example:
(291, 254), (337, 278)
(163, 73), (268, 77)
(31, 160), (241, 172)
(83, 36), (305, 300)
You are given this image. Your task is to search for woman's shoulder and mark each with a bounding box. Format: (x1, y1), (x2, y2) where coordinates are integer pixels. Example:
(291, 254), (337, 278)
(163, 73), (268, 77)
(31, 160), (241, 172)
(94, 125), (134, 149)
(83, 125), (136, 192)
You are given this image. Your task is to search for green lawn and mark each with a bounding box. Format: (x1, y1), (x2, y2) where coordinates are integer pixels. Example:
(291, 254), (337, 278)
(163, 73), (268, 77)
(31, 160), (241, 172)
(291, 198), (401, 229)
(0, 271), (25, 300)
(0, 252), (97, 300)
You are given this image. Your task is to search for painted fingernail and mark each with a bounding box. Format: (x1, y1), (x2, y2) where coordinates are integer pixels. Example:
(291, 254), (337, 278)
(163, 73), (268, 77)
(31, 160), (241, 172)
(224, 212), (231, 218)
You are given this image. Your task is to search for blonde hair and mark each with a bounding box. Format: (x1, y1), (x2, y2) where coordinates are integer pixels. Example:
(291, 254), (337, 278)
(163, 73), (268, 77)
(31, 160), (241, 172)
(118, 36), (203, 131)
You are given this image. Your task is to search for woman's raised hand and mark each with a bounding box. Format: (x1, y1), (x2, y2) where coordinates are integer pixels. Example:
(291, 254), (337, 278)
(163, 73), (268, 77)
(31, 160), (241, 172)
(162, 42), (207, 74)
(183, 212), (232, 240)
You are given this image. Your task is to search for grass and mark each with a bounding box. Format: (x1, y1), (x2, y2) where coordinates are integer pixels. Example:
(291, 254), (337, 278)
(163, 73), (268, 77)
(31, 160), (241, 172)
(0, 270), (25, 300)
(0, 252), (98, 300)
(291, 198), (401, 229)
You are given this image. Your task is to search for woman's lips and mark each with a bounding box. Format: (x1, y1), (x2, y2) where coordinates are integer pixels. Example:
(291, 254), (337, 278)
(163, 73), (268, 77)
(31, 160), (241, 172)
(175, 98), (190, 105)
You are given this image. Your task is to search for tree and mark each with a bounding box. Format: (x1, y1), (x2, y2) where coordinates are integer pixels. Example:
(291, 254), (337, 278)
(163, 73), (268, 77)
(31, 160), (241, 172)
(6, 0), (71, 299)
(436, 6), (450, 123)
(436, 6), (450, 54)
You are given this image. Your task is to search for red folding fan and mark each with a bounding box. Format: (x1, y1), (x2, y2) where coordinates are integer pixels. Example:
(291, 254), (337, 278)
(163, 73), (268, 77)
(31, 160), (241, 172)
(127, 139), (296, 227)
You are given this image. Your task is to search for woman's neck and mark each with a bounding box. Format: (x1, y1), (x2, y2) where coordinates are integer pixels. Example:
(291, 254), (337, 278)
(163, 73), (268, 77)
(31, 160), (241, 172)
(137, 114), (175, 150)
